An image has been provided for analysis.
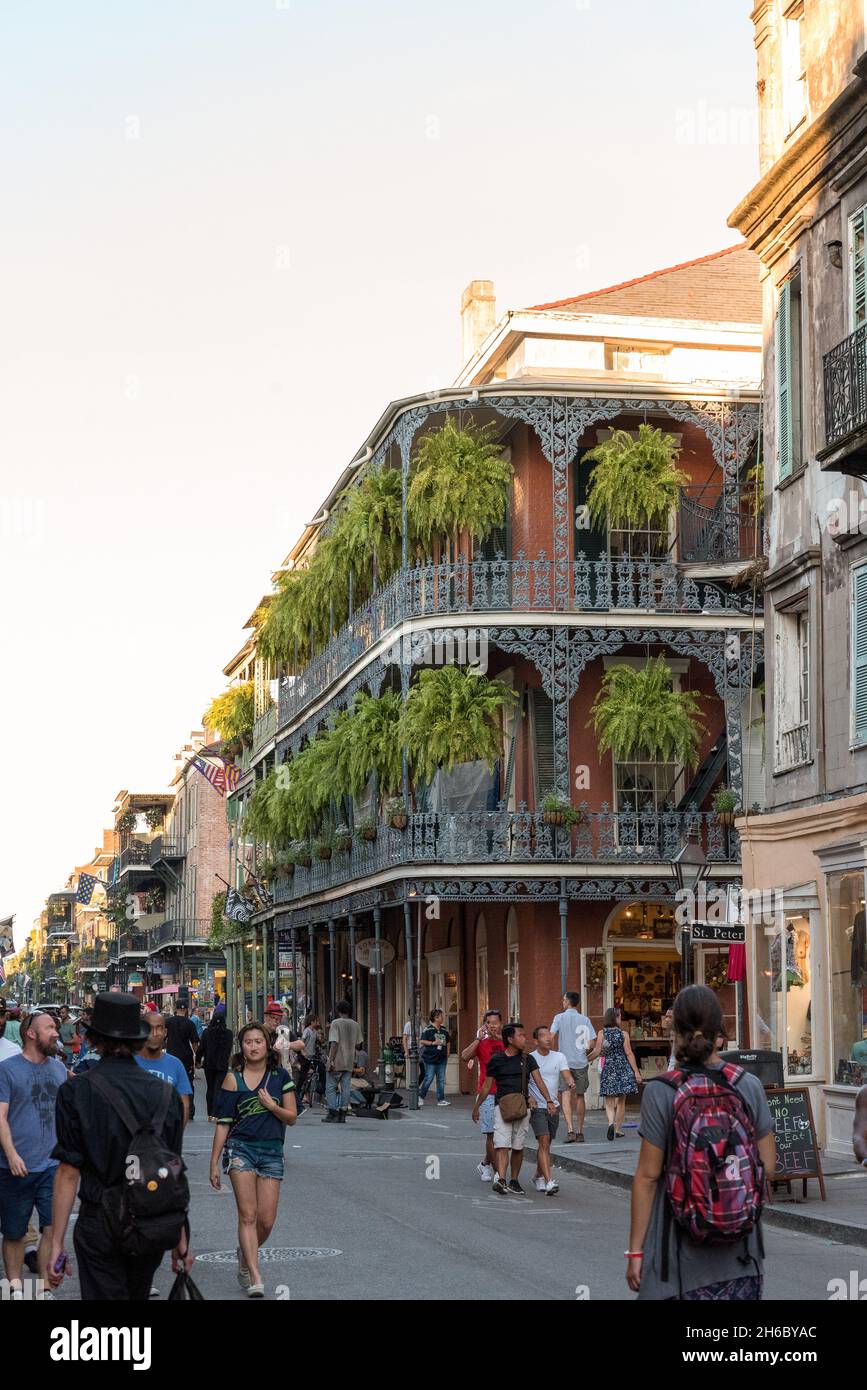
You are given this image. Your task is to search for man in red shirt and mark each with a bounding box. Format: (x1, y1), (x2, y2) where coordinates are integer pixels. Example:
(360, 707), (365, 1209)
(462, 1009), (504, 1182)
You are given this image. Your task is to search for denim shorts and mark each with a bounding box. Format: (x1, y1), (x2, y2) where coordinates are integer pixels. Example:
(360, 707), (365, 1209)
(0, 1165), (56, 1239)
(225, 1141), (284, 1181)
(478, 1093), (497, 1134)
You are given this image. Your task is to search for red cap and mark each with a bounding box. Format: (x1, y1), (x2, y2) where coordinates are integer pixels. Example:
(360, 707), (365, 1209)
(265, 1002), (283, 1015)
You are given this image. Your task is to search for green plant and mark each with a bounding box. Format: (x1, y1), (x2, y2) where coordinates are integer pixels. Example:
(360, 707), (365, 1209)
(211, 891), (227, 936)
(408, 417), (512, 554)
(540, 790), (583, 827)
(145, 806), (165, 832)
(204, 681), (256, 745)
(343, 690), (403, 799)
(333, 466), (403, 590)
(583, 424), (688, 531)
(401, 665), (516, 784)
(385, 796), (408, 828)
(712, 786), (739, 814)
(287, 839), (311, 868)
(333, 823), (353, 853)
(589, 656), (706, 768)
(118, 810), (137, 834)
(355, 814), (378, 842)
(745, 455), (764, 519)
(314, 831), (333, 861)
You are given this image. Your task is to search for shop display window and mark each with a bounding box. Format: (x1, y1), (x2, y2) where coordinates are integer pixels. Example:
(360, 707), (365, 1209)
(756, 913), (813, 1078)
(827, 869), (867, 1088)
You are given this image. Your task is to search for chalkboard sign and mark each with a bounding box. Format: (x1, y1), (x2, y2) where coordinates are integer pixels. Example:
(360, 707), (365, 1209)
(764, 1087), (826, 1201)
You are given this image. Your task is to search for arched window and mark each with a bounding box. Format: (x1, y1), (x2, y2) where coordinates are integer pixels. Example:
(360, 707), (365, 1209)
(475, 915), (488, 1018)
(506, 909), (519, 1021)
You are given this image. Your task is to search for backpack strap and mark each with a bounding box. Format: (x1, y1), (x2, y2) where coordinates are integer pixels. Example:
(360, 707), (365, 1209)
(90, 1068), (173, 1139)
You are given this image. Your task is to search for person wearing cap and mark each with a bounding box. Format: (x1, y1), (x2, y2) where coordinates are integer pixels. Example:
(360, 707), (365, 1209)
(48, 992), (192, 1301)
(165, 1000), (200, 1121)
(263, 1002), (305, 1074)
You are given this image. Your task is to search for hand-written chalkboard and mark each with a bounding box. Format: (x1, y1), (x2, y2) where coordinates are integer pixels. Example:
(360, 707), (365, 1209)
(764, 1087), (826, 1201)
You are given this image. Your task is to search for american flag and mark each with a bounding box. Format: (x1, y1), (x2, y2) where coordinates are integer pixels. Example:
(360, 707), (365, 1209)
(76, 873), (108, 906)
(192, 754), (240, 797)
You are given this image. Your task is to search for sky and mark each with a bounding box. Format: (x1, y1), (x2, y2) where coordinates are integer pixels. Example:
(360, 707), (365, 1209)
(0, 0), (760, 950)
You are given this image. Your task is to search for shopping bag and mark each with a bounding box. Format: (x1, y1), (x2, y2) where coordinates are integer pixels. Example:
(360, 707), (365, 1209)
(168, 1271), (205, 1301)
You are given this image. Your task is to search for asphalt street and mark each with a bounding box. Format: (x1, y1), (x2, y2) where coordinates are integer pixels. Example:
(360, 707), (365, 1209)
(47, 1078), (866, 1302)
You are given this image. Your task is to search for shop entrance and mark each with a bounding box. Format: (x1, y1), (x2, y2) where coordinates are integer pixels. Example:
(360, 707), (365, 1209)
(608, 902), (681, 1082)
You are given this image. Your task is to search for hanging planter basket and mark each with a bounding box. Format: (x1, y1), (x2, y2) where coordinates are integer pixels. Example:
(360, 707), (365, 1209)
(586, 952), (607, 991)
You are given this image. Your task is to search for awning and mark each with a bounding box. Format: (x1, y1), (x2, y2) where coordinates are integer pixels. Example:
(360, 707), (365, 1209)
(148, 984), (180, 996)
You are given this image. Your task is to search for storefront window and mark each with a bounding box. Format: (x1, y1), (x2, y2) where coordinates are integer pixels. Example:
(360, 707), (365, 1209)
(827, 869), (867, 1087)
(755, 914), (813, 1078)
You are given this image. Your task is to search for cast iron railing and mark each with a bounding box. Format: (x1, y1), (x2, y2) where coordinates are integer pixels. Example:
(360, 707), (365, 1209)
(148, 835), (187, 866)
(824, 323), (867, 450)
(147, 918), (211, 950)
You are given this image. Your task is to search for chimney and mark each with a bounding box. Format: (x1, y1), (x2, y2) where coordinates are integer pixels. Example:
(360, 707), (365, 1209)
(460, 279), (496, 367)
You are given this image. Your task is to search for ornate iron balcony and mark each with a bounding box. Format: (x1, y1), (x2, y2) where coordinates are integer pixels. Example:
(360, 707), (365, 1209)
(776, 721), (810, 770)
(271, 806), (737, 904)
(117, 930), (151, 957)
(278, 556), (759, 730)
(147, 918), (211, 950)
(119, 842), (152, 873)
(821, 324), (867, 474)
(253, 705), (277, 752)
(148, 835), (187, 867)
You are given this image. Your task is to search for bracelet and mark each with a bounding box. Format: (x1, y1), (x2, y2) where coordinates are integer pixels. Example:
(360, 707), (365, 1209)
(624, 1251), (644, 1259)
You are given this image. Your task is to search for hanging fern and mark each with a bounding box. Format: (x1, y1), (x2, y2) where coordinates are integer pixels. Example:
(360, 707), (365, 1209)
(408, 417), (512, 553)
(401, 665), (516, 785)
(333, 467), (403, 589)
(203, 681), (255, 743)
(344, 690), (403, 797)
(589, 656), (706, 768)
(583, 424), (688, 531)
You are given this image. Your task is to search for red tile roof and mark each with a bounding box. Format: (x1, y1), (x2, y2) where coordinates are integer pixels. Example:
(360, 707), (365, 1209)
(528, 244), (761, 324)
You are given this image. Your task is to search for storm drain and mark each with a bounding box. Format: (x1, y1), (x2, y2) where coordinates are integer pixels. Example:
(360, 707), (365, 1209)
(196, 1247), (341, 1263)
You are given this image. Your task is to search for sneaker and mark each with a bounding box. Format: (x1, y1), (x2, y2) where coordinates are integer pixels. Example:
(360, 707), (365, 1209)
(436, 1100), (451, 1107)
(476, 1161), (492, 1182)
(247, 1283), (265, 1298)
(545, 1179), (559, 1195)
(575, 1132), (586, 1143)
(507, 1179), (524, 1195)
(533, 1175), (547, 1191)
(491, 1177), (509, 1195)
(149, 1285), (160, 1298)
(417, 1097), (424, 1107)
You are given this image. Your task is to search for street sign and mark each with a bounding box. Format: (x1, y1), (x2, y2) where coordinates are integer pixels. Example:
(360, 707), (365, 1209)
(690, 921), (746, 944)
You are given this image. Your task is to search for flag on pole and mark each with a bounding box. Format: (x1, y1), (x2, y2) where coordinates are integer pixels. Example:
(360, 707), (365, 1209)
(224, 888), (253, 924)
(0, 916), (14, 957)
(224, 763), (240, 793)
(192, 754), (226, 795)
(76, 873), (108, 906)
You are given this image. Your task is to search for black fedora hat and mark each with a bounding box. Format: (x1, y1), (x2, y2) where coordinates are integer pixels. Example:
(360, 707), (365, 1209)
(88, 992), (151, 1043)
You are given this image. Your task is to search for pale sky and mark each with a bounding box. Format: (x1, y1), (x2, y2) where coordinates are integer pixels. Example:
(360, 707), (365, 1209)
(0, 0), (759, 950)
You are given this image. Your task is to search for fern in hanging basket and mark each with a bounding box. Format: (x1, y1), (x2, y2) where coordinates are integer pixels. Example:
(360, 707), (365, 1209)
(401, 665), (516, 785)
(385, 796), (408, 830)
(540, 790), (585, 827)
(583, 424), (688, 531)
(313, 832), (334, 862)
(589, 656), (705, 769)
(333, 823), (353, 854)
(408, 416), (513, 551)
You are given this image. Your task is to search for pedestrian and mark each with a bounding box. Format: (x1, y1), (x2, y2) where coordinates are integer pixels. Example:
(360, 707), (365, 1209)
(461, 1009), (504, 1181)
(190, 1006), (205, 1039)
(165, 1000), (200, 1120)
(472, 1022), (557, 1196)
(57, 1005), (76, 1065)
(0, 1010), (67, 1296)
(3, 1008), (22, 1049)
(588, 1007), (642, 1141)
(627, 985), (776, 1301)
(418, 1008), (450, 1107)
(299, 1012), (324, 1100)
(48, 993), (192, 1301)
(549, 990), (597, 1143)
(401, 1011), (423, 1094)
(208, 1022), (297, 1297)
(529, 1026), (574, 1194)
(264, 1002), (304, 1074)
(0, 1006), (20, 1061)
(136, 1011), (193, 1127)
(323, 1001), (362, 1123)
(197, 1007), (233, 1121)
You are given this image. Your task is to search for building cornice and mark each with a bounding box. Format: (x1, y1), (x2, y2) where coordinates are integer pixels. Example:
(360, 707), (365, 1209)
(737, 790), (867, 843)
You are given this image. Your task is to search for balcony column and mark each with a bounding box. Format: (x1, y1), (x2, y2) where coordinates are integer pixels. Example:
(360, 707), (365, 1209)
(308, 926), (316, 1018)
(552, 627), (571, 806)
(290, 927), (298, 1033)
(348, 914), (357, 1020)
(251, 925), (258, 1022)
(559, 884), (569, 994)
(403, 897), (418, 1111)
(225, 944), (234, 1036)
(373, 905), (385, 1088)
(328, 919), (336, 1015)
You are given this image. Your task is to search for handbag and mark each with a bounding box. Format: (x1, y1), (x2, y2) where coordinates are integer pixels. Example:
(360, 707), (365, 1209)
(168, 1271), (205, 1301)
(497, 1054), (528, 1122)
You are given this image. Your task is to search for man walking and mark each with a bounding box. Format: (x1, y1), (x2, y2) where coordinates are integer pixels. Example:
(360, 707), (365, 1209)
(0, 1010), (68, 1296)
(473, 1023), (557, 1196)
(57, 1005), (77, 1065)
(136, 1011), (193, 1128)
(418, 1008), (450, 1107)
(550, 991), (596, 1142)
(323, 1000), (362, 1123)
(165, 1000), (200, 1120)
(529, 1026), (574, 1194)
(49, 992), (192, 1300)
(0, 1004), (20, 1062)
(462, 1009), (504, 1181)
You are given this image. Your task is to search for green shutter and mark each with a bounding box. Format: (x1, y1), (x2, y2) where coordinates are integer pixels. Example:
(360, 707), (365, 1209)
(530, 689), (556, 800)
(853, 567), (867, 742)
(775, 281), (793, 482)
(851, 205), (867, 330)
(573, 450), (608, 561)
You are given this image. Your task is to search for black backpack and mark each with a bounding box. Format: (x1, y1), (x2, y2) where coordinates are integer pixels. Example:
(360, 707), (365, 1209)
(89, 1070), (190, 1257)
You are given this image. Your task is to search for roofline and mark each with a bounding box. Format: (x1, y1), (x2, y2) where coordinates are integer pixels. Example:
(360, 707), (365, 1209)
(528, 243), (752, 312)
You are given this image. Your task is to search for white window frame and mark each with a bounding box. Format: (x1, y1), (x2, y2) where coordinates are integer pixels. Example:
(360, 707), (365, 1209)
(774, 600), (811, 770)
(849, 203), (867, 333)
(781, 2), (806, 138)
(851, 563), (867, 746)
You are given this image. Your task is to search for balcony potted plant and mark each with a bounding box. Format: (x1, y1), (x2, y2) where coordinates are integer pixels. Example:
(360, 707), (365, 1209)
(540, 790), (584, 828)
(333, 823), (353, 854)
(401, 665), (516, 783)
(408, 416), (514, 561)
(583, 424), (688, 534)
(589, 656), (705, 769)
(385, 796), (408, 831)
(288, 839), (312, 870)
(356, 814), (378, 843)
(145, 806), (164, 832)
(118, 810), (137, 835)
(712, 786), (739, 827)
(314, 832), (334, 862)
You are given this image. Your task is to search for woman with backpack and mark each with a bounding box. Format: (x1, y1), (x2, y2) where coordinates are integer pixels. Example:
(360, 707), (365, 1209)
(208, 1021), (298, 1298)
(197, 1006), (233, 1121)
(627, 984), (777, 1301)
(587, 1007), (642, 1141)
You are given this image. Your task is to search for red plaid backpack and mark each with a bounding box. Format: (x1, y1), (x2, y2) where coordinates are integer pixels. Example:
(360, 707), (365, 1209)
(657, 1063), (765, 1252)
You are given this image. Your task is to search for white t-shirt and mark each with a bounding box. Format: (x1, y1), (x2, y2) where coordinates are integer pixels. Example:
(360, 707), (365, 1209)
(0, 1037), (21, 1062)
(550, 1010), (596, 1068)
(529, 1048), (569, 1109)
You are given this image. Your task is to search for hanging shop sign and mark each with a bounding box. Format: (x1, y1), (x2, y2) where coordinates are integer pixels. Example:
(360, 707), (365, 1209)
(691, 921), (746, 944)
(355, 938), (396, 971)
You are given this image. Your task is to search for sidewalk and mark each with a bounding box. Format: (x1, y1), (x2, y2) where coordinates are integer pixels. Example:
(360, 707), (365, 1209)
(399, 1095), (867, 1248)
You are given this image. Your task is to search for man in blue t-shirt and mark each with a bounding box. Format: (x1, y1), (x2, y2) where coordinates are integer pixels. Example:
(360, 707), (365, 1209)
(135, 1011), (193, 1127)
(550, 991), (597, 1143)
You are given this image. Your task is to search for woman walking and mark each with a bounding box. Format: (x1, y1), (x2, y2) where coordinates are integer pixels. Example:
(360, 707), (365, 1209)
(197, 1005), (233, 1121)
(627, 985), (776, 1301)
(588, 1007), (642, 1140)
(208, 1022), (297, 1297)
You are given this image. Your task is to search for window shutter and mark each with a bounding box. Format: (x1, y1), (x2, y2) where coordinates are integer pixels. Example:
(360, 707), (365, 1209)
(775, 281), (793, 481)
(530, 689), (556, 801)
(853, 567), (867, 743)
(851, 205), (867, 331)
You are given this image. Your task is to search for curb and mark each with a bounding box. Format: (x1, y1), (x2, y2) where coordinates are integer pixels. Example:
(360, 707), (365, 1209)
(530, 1145), (867, 1251)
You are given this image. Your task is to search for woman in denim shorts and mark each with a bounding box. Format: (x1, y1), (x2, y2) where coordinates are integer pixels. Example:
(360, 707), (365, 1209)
(209, 1022), (297, 1297)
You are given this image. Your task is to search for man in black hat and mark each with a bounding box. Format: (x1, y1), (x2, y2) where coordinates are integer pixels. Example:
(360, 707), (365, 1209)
(48, 992), (193, 1300)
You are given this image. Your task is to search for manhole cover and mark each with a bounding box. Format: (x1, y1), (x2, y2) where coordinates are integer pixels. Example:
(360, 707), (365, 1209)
(196, 1247), (341, 1264)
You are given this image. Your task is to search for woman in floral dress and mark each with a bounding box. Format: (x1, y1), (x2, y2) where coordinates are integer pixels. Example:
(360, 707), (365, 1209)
(588, 1007), (642, 1140)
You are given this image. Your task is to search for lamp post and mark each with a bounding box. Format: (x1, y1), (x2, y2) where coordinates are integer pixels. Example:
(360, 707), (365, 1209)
(670, 830), (710, 990)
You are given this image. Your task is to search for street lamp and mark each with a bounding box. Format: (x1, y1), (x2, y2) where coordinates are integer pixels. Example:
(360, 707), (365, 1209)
(670, 830), (710, 989)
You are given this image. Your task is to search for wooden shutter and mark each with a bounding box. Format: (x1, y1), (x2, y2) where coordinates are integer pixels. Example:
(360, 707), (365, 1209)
(573, 450), (608, 561)
(530, 689), (556, 801)
(775, 281), (793, 482)
(851, 205), (867, 331)
(853, 567), (867, 743)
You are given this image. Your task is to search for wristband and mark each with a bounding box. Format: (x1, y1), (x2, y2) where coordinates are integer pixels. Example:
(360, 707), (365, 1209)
(624, 1251), (644, 1259)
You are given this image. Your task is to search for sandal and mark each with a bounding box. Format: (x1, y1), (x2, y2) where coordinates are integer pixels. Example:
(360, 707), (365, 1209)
(565, 1131), (577, 1143)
